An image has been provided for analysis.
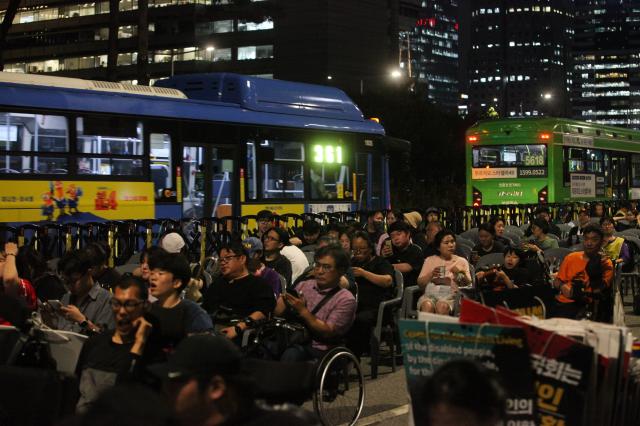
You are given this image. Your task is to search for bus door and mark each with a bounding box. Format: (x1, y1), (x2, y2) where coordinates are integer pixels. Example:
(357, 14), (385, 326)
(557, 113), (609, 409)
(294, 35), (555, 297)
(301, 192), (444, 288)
(610, 154), (629, 199)
(181, 144), (236, 218)
(355, 151), (385, 211)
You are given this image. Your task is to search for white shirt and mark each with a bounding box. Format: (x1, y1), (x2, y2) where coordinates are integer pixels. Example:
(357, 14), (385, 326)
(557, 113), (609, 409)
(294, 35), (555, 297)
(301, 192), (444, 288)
(281, 244), (310, 282)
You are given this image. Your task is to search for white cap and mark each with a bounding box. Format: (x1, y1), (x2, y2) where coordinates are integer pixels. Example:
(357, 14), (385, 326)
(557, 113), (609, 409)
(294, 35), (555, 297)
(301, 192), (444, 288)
(160, 232), (186, 253)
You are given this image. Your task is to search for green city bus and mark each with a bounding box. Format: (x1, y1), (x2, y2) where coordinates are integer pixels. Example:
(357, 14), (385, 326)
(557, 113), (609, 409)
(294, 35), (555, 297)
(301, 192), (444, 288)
(465, 117), (640, 206)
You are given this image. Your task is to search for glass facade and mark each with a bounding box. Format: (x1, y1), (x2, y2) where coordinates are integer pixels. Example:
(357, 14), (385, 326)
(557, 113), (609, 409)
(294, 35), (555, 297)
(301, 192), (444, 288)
(572, 1), (640, 128)
(0, 1), (276, 81)
(407, 0), (460, 111)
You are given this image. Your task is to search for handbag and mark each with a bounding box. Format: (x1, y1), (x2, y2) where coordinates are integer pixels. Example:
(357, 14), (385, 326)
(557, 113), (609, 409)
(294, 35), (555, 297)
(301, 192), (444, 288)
(281, 286), (342, 346)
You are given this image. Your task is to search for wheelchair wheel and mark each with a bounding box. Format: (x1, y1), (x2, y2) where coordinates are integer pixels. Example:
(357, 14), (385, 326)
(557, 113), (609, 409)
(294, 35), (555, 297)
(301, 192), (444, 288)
(313, 347), (365, 426)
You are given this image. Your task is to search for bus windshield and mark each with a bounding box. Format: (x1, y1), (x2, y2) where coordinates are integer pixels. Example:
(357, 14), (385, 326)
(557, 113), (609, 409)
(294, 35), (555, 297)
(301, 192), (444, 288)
(472, 144), (546, 168)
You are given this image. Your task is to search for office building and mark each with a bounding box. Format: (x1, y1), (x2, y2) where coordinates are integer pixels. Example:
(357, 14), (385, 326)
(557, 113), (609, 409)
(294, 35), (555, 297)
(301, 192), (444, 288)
(0, 0), (394, 95)
(403, 0), (460, 110)
(572, 0), (640, 128)
(466, 0), (573, 118)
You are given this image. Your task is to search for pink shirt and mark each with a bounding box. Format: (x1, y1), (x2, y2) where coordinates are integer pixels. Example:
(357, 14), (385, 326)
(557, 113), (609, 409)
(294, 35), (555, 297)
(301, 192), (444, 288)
(296, 279), (356, 350)
(418, 254), (471, 289)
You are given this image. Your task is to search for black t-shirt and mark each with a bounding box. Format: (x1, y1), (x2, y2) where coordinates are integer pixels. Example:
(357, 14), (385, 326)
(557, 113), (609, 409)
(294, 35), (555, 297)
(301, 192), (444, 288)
(77, 331), (136, 377)
(473, 240), (505, 258)
(352, 256), (395, 311)
(386, 243), (423, 286)
(202, 274), (276, 318)
(147, 299), (213, 360)
(263, 254), (292, 285)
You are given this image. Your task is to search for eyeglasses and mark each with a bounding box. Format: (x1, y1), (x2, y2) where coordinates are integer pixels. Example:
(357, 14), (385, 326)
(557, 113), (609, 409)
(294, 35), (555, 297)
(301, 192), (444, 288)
(110, 298), (144, 311)
(351, 248), (369, 254)
(313, 262), (335, 272)
(219, 255), (242, 264)
(263, 235), (280, 242)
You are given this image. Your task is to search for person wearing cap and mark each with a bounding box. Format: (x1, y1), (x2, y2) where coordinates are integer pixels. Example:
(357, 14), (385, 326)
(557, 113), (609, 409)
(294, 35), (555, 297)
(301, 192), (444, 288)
(275, 245), (356, 362)
(262, 227), (293, 285)
(243, 237), (282, 298)
(147, 251), (213, 356)
(567, 209), (592, 246)
(255, 209), (275, 239)
(159, 232), (189, 256)
(403, 210), (429, 252)
(151, 334), (314, 426)
(383, 221), (424, 286)
(524, 207), (561, 238)
(202, 242), (276, 341)
(76, 276), (153, 412)
(425, 207), (439, 223)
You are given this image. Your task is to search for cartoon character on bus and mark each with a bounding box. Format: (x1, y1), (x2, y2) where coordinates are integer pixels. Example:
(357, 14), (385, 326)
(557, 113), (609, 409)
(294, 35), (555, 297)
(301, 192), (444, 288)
(52, 180), (66, 216)
(66, 184), (83, 214)
(41, 192), (54, 221)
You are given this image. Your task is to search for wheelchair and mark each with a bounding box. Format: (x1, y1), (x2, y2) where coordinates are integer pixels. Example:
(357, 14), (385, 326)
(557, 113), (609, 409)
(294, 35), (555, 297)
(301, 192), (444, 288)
(235, 316), (366, 426)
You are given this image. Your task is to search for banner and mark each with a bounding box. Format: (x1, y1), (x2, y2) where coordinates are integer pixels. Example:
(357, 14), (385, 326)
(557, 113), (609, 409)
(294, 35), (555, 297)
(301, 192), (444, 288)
(460, 299), (595, 426)
(400, 318), (536, 425)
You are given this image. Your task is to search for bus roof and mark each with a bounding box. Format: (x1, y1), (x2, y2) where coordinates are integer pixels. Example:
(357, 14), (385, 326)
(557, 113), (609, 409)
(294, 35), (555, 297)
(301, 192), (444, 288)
(467, 117), (640, 142)
(0, 72), (385, 135)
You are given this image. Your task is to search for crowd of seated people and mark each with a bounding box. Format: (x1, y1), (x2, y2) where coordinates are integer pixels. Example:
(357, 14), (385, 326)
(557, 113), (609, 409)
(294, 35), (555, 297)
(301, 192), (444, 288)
(0, 203), (635, 425)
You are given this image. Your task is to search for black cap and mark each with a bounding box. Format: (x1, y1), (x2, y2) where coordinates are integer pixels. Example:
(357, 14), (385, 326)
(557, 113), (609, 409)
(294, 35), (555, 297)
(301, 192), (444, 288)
(149, 335), (243, 380)
(425, 206), (439, 215)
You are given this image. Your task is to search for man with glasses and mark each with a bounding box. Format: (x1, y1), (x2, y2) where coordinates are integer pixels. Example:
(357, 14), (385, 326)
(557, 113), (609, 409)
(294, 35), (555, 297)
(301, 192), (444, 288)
(45, 249), (114, 334)
(347, 231), (395, 358)
(262, 227), (293, 285)
(76, 275), (152, 412)
(255, 209), (275, 239)
(203, 242), (276, 342)
(274, 245), (356, 362)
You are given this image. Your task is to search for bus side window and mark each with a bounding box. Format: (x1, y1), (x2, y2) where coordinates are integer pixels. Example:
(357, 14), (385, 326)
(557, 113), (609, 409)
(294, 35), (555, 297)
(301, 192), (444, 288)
(150, 133), (173, 198)
(76, 116), (144, 176)
(0, 112), (69, 175)
(259, 140), (304, 199)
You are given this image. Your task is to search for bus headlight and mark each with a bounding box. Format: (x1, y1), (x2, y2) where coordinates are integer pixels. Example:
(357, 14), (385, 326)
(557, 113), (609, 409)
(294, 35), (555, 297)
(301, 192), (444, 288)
(472, 186), (482, 208)
(538, 186), (548, 203)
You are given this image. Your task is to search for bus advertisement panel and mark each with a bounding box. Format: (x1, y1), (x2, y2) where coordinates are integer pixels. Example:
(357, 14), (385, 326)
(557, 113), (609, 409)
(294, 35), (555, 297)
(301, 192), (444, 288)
(0, 180), (154, 223)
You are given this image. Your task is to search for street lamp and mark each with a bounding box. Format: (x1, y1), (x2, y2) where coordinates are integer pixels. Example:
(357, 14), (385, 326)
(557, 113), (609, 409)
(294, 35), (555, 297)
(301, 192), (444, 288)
(540, 92), (553, 116)
(390, 69), (402, 79)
